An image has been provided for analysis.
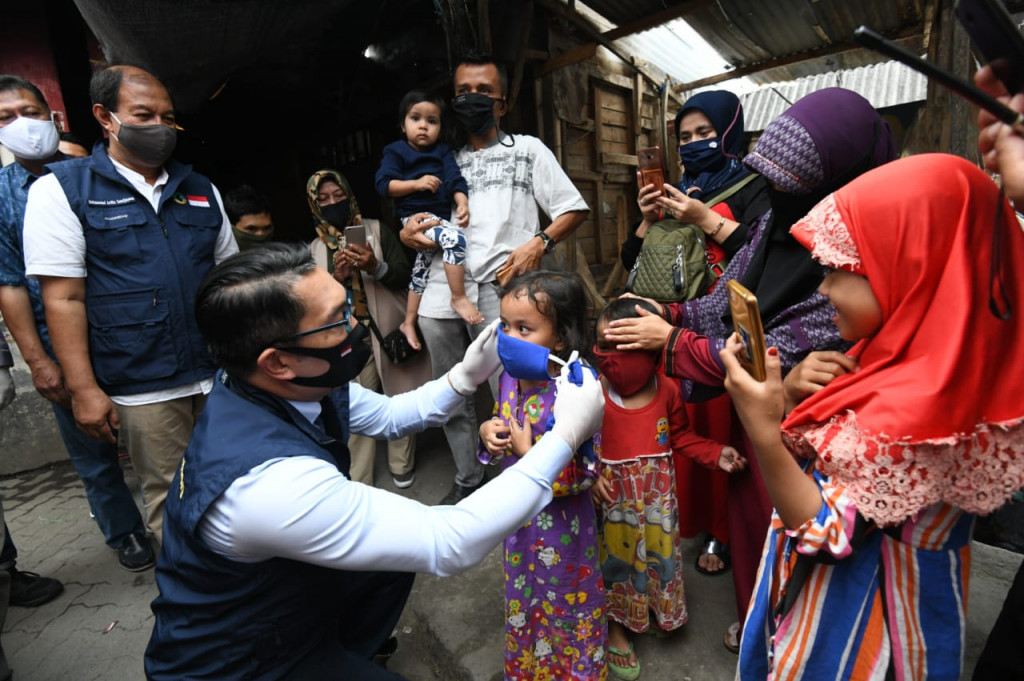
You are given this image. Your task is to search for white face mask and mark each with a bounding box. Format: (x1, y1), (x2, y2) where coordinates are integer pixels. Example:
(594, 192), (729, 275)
(0, 115), (60, 160)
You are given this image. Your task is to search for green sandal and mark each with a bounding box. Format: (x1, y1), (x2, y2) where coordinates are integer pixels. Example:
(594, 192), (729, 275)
(607, 641), (641, 680)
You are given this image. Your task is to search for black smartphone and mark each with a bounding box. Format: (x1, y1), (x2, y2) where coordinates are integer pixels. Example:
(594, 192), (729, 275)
(853, 26), (1024, 131)
(956, 0), (1024, 94)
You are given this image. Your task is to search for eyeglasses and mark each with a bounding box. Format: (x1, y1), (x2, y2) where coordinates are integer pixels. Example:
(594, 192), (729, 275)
(275, 309), (351, 344)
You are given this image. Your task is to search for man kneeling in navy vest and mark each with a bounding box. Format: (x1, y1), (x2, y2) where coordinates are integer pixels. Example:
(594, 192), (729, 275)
(144, 243), (604, 680)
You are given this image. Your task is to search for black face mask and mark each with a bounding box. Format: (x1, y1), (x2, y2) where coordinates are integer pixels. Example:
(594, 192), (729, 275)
(452, 93), (499, 135)
(276, 323), (370, 388)
(765, 186), (825, 234)
(110, 112), (177, 166)
(321, 200), (351, 229)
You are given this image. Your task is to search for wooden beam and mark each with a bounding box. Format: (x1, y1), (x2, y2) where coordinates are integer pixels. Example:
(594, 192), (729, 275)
(592, 85), (605, 264)
(601, 196), (629, 296)
(535, 43), (597, 78)
(510, 0), (535, 111)
(602, 152), (639, 166)
(568, 169), (605, 182)
(632, 65), (643, 153)
(534, 0), (682, 104)
(601, 0), (719, 41)
(575, 241), (608, 312)
(672, 27), (924, 93)
(478, 0), (492, 53)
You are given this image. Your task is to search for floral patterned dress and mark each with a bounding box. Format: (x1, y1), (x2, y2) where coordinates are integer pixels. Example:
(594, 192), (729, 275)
(479, 371), (608, 680)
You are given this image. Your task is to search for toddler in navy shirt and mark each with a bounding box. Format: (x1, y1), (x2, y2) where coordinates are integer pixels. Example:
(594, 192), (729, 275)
(375, 90), (482, 349)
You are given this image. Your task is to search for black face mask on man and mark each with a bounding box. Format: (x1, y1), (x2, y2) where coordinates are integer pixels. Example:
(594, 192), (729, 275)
(110, 112), (177, 166)
(452, 93), (500, 135)
(321, 200), (351, 229)
(275, 322), (371, 388)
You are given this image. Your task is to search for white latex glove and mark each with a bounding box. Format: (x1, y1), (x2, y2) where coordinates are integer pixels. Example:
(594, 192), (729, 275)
(0, 368), (15, 412)
(549, 365), (604, 451)
(448, 319), (502, 395)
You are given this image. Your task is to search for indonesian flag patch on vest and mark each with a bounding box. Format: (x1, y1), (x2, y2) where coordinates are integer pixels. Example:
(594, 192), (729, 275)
(186, 195), (210, 208)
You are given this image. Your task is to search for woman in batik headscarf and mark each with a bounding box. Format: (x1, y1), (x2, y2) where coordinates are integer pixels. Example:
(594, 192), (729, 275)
(305, 169), (431, 488)
(722, 153), (1024, 679)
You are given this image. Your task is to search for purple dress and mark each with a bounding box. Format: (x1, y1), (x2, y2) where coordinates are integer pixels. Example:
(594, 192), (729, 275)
(479, 371), (608, 680)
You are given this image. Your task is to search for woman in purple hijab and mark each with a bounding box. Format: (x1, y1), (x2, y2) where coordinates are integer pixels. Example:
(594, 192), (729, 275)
(604, 88), (896, 652)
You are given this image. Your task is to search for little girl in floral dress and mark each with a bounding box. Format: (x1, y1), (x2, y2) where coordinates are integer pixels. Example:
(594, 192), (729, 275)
(479, 270), (608, 680)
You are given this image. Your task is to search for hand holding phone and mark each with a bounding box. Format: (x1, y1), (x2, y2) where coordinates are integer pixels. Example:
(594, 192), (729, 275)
(956, 0), (1024, 94)
(727, 280), (767, 381)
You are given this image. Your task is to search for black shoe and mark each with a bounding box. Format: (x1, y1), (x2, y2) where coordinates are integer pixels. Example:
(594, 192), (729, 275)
(8, 568), (63, 607)
(438, 481), (484, 505)
(118, 533), (155, 572)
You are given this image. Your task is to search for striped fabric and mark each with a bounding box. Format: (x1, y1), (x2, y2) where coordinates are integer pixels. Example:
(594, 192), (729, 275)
(738, 462), (974, 681)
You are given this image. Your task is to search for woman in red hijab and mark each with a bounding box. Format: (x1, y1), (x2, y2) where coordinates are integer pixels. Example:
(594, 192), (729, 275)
(722, 153), (1024, 680)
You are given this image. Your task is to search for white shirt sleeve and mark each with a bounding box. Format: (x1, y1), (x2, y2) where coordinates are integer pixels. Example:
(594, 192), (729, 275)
(23, 174), (88, 279)
(529, 138), (589, 221)
(210, 184), (239, 264)
(347, 373), (464, 440)
(199, 414), (574, 577)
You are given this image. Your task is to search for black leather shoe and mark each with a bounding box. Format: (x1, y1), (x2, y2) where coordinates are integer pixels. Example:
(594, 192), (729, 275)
(8, 568), (63, 607)
(438, 481), (484, 506)
(118, 533), (155, 572)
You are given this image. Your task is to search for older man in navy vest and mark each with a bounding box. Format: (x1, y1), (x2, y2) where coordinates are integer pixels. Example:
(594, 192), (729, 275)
(23, 65), (237, 543)
(142, 243), (603, 679)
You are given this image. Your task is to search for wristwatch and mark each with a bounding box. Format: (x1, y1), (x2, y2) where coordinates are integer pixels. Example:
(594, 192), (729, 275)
(534, 231), (556, 254)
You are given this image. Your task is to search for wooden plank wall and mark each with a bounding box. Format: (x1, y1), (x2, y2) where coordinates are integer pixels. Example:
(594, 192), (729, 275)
(558, 70), (661, 288)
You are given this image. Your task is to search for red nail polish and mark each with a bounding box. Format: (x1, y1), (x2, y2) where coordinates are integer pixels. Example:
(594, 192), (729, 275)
(768, 347), (778, 357)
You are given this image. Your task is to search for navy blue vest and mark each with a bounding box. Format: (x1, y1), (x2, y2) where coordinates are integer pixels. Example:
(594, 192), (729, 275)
(47, 144), (220, 396)
(145, 372), (351, 680)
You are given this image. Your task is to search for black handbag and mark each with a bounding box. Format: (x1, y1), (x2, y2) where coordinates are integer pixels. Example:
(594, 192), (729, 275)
(365, 314), (424, 364)
(351, 267), (424, 365)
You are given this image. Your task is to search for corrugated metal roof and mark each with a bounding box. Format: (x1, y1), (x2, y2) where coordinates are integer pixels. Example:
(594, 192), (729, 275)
(615, 17), (735, 84)
(575, 0), (925, 87)
(571, 2), (744, 85)
(582, 0), (686, 29)
(738, 61), (927, 131)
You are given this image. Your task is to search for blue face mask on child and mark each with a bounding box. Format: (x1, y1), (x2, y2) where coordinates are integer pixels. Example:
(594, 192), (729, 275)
(496, 327), (568, 381)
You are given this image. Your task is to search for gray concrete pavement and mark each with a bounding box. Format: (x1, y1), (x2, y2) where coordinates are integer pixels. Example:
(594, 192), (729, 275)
(0, 423), (1018, 680)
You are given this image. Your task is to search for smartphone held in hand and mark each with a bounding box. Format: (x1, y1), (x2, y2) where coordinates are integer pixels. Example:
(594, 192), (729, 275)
(956, 0), (1024, 94)
(727, 280), (767, 382)
(344, 225), (367, 249)
(496, 266), (514, 288)
(637, 146), (665, 190)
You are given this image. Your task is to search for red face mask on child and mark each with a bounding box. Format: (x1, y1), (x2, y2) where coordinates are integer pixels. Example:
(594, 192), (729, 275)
(592, 346), (656, 397)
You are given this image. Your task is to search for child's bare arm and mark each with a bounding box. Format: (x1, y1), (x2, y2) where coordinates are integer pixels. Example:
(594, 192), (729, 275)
(667, 385), (727, 470)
